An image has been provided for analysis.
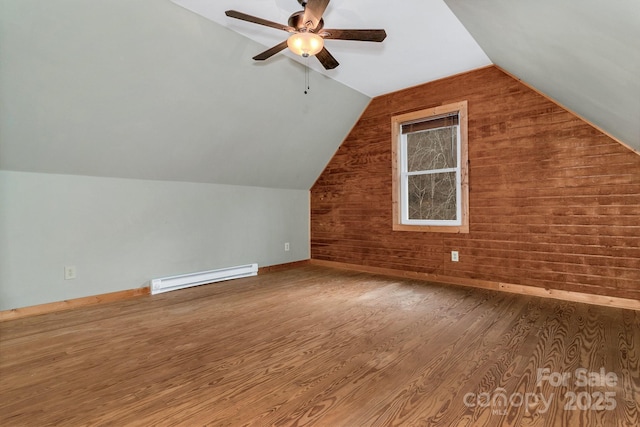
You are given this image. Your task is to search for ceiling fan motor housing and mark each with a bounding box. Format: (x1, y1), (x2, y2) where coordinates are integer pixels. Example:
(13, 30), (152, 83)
(288, 10), (324, 32)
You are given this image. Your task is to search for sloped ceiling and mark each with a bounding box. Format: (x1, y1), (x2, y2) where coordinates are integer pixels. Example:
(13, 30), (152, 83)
(1, 0), (637, 193)
(444, 0), (640, 152)
(0, 0), (369, 190)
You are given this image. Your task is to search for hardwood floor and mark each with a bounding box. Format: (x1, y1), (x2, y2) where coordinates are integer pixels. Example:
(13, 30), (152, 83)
(1, 266), (638, 426)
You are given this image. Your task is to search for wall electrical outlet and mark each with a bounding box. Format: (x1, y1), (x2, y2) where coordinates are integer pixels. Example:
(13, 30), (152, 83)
(451, 251), (459, 262)
(64, 265), (77, 280)
(284, 242), (290, 252)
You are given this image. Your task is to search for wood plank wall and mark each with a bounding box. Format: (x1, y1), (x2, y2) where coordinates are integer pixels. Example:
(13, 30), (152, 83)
(311, 66), (640, 300)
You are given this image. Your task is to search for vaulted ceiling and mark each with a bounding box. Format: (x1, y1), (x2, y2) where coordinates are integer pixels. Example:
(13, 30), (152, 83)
(0, 0), (369, 190)
(1, 0), (637, 192)
(445, 0), (640, 152)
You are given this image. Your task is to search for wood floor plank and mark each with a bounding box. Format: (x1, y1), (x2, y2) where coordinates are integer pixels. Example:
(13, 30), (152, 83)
(1, 266), (638, 426)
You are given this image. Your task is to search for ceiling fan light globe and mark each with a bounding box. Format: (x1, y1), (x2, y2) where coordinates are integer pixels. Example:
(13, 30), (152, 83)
(287, 32), (324, 57)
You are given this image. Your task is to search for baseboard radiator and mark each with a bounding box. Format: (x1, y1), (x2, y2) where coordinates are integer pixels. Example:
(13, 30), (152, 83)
(150, 263), (258, 295)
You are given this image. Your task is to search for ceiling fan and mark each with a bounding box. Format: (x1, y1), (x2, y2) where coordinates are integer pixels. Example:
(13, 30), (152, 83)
(225, 0), (387, 70)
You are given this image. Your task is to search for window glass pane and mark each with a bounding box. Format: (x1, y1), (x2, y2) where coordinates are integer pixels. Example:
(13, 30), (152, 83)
(406, 127), (457, 172)
(408, 172), (457, 220)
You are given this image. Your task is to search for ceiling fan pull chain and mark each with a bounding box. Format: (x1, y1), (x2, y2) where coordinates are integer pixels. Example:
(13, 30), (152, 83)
(304, 57), (310, 94)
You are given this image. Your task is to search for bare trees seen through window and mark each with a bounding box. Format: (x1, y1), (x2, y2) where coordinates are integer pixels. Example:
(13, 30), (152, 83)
(406, 126), (458, 221)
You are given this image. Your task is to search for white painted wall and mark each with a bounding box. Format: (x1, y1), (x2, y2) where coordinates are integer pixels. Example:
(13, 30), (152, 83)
(0, 171), (309, 310)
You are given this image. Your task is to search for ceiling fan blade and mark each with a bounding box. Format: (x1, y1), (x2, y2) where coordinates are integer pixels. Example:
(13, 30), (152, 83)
(225, 10), (295, 33)
(253, 41), (289, 61)
(302, 0), (330, 30)
(316, 47), (339, 70)
(321, 29), (387, 42)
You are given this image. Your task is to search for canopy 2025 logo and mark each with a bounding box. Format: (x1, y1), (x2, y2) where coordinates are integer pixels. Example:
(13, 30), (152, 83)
(463, 368), (618, 415)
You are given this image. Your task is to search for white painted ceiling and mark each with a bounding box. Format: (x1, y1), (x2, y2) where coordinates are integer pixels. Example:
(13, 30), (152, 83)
(171, 0), (492, 97)
(175, 0), (640, 152)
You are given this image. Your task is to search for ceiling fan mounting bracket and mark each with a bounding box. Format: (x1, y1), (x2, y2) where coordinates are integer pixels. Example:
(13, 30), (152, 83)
(288, 10), (323, 32)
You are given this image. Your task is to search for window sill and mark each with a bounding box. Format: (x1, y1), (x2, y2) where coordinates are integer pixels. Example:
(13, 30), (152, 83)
(392, 223), (469, 233)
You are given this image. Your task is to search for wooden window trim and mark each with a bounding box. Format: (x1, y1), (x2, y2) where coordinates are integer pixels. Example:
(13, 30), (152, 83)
(391, 101), (469, 233)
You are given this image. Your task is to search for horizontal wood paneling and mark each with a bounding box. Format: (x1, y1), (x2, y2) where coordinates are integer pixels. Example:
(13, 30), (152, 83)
(311, 66), (640, 300)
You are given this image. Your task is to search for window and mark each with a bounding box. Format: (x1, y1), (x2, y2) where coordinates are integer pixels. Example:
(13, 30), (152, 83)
(392, 101), (468, 233)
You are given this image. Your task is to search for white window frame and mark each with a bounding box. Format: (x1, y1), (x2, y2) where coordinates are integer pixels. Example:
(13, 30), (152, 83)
(392, 101), (469, 233)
